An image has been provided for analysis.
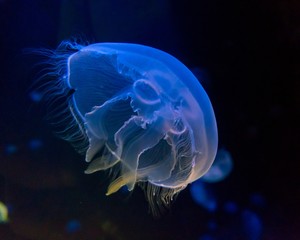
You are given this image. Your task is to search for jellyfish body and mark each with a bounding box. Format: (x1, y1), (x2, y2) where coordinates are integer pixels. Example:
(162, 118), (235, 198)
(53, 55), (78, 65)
(189, 180), (217, 212)
(202, 148), (233, 183)
(38, 41), (218, 213)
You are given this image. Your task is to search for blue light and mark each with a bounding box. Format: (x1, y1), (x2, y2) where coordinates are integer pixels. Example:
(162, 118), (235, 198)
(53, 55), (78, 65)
(202, 148), (233, 183)
(28, 138), (43, 150)
(242, 210), (263, 240)
(249, 193), (266, 207)
(4, 144), (18, 155)
(207, 220), (218, 230)
(223, 201), (238, 214)
(190, 180), (217, 212)
(66, 219), (81, 233)
(199, 234), (215, 240)
(29, 91), (43, 102)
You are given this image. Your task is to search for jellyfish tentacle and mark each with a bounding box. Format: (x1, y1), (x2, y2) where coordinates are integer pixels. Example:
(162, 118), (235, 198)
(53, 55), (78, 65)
(84, 143), (120, 174)
(137, 138), (177, 183)
(106, 172), (136, 196)
(85, 95), (135, 163)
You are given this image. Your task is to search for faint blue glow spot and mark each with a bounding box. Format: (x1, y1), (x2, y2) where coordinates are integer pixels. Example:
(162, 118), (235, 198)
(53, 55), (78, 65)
(199, 234), (215, 240)
(4, 144), (18, 155)
(28, 139), (43, 150)
(242, 209), (262, 240)
(29, 91), (43, 102)
(207, 220), (217, 231)
(66, 219), (81, 233)
(223, 201), (238, 214)
(202, 148), (233, 183)
(249, 193), (266, 207)
(190, 180), (217, 212)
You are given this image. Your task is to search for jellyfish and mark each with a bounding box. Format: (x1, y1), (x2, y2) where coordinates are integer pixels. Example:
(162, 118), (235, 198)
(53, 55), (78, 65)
(202, 148), (233, 183)
(35, 41), (218, 214)
(189, 180), (218, 212)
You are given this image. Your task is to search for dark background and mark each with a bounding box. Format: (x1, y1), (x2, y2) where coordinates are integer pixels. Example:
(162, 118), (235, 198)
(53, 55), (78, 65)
(0, 0), (299, 239)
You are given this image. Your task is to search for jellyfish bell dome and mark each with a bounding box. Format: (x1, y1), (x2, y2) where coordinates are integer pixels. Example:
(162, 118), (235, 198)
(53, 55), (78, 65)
(35, 41), (218, 214)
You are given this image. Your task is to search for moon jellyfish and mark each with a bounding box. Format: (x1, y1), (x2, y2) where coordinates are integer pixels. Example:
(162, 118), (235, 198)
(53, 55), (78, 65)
(35, 41), (218, 214)
(202, 148), (233, 183)
(189, 180), (217, 212)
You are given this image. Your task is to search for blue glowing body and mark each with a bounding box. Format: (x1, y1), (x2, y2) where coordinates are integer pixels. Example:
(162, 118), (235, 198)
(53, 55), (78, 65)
(38, 41), (218, 212)
(202, 148), (233, 183)
(189, 180), (217, 212)
(242, 210), (262, 240)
